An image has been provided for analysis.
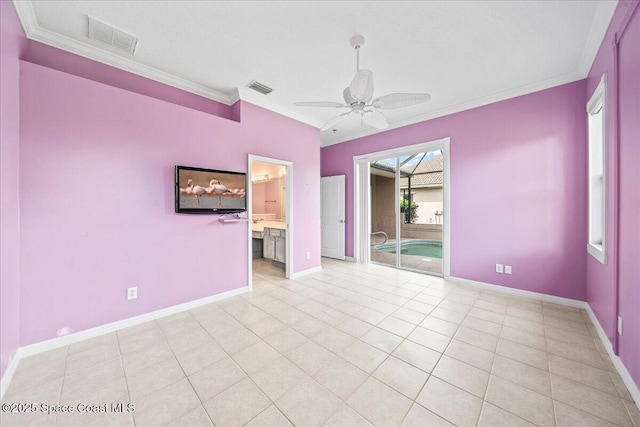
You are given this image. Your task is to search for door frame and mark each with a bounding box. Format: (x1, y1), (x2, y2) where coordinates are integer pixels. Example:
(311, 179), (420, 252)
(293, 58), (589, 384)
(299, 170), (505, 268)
(248, 154), (293, 290)
(321, 175), (346, 260)
(353, 138), (451, 277)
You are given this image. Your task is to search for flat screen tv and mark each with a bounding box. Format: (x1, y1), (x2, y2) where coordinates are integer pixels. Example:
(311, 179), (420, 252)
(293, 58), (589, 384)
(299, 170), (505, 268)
(175, 165), (247, 214)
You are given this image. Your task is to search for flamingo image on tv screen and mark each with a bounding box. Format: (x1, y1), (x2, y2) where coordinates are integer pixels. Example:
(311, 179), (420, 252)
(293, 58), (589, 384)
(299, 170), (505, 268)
(175, 165), (246, 214)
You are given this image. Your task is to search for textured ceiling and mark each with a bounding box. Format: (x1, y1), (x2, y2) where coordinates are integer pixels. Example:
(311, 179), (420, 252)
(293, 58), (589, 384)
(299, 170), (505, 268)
(15, 1), (617, 146)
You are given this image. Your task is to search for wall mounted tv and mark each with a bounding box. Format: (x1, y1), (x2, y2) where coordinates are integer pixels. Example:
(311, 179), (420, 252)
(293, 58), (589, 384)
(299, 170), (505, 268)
(175, 165), (247, 214)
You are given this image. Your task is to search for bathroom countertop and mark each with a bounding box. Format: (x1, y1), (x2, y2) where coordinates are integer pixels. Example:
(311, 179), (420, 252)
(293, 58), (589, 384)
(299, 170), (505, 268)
(251, 221), (286, 233)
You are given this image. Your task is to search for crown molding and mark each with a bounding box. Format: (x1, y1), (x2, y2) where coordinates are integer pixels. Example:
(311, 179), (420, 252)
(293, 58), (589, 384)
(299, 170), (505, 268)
(12, 0), (37, 33)
(320, 0), (619, 147)
(13, 0), (325, 127)
(13, 0), (232, 105)
(12, 0), (325, 129)
(321, 70), (585, 147)
(13, 0), (615, 141)
(578, 0), (619, 77)
(228, 88), (241, 105)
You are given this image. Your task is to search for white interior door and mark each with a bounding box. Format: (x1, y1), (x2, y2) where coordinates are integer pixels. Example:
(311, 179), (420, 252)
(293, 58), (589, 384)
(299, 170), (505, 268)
(321, 175), (346, 260)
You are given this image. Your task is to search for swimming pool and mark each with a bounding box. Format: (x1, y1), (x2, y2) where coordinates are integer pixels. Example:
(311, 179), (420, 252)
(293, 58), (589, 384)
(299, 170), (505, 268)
(375, 240), (443, 258)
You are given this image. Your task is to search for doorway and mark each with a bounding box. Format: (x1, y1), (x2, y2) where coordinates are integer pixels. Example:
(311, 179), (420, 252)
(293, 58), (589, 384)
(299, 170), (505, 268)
(353, 138), (450, 277)
(321, 175), (346, 260)
(248, 155), (293, 289)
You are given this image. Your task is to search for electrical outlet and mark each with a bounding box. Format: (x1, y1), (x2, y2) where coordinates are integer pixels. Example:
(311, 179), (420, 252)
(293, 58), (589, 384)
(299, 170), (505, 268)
(127, 287), (138, 300)
(306, 251), (310, 260)
(618, 316), (623, 335)
(505, 265), (512, 275)
(496, 264), (504, 273)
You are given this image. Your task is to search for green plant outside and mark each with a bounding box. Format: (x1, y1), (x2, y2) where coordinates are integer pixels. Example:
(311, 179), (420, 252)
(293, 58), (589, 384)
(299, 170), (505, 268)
(400, 198), (419, 223)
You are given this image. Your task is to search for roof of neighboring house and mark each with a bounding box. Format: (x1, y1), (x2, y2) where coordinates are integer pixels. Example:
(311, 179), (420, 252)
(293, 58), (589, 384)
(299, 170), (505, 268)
(403, 155), (443, 175)
(400, 155), (443, 188)
(401, 171), (443, 188)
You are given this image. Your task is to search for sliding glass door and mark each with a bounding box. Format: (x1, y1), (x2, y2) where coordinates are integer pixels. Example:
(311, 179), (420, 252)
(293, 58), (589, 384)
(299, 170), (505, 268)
(367, 149), (445, 276)
(369, 157), (398, 269)
(398, 151), (444, 275)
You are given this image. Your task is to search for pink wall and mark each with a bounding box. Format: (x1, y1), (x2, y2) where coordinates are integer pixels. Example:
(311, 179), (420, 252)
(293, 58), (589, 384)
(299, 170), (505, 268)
(617, 3), (640, 389)
(18, 61), (320, 346)
(585, 0), (630, 348)
(24, 40), (233, 120)
(586, 0), (640, 387)
(322, 81), (587, 300)
(0, 1), (26, 378)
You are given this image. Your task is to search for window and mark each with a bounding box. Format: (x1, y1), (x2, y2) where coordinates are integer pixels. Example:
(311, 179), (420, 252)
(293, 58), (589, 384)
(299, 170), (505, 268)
(587, 74), (607, 264)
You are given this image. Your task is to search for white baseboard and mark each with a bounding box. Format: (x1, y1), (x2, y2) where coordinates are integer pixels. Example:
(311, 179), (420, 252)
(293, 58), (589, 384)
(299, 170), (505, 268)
(19, 286), (249, 358)
(4, 273), (639, 412)
(0, 348), (23, 399)
(0, 285), (248, 399)
(291, 266), (322, 279)
(447, 276), (587, 309)
(448, 275), (639, 410)
(345, 256), (357, 262)
(585, 305), (640, 410)
(584, 305), (614, 352)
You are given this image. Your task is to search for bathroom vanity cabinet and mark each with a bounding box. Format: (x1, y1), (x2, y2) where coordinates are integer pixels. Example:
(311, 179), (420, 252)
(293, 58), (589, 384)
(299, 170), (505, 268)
(263, 227), (286, 263)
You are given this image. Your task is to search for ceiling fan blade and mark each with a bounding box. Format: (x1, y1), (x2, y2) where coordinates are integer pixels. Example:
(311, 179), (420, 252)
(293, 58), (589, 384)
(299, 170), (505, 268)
(362, 110), (389, 130)
(371, 93), (431, 109)
(294, 101), (347, 108)
(349, 69), (374, 102)
(321, 112), (352, 131)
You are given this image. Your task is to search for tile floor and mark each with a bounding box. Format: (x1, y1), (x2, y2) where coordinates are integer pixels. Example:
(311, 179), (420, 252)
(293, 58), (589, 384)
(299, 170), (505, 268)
(2, 258), (639, 427)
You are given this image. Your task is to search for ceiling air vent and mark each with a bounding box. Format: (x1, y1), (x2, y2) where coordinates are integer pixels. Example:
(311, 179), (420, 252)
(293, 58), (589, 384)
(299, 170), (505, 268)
(87, 16), (138, 55)
(246, 80), (273, 95)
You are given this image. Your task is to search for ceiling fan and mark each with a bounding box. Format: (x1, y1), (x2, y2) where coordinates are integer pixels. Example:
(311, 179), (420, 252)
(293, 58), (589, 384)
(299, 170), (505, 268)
(294, 35), (431, 132)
